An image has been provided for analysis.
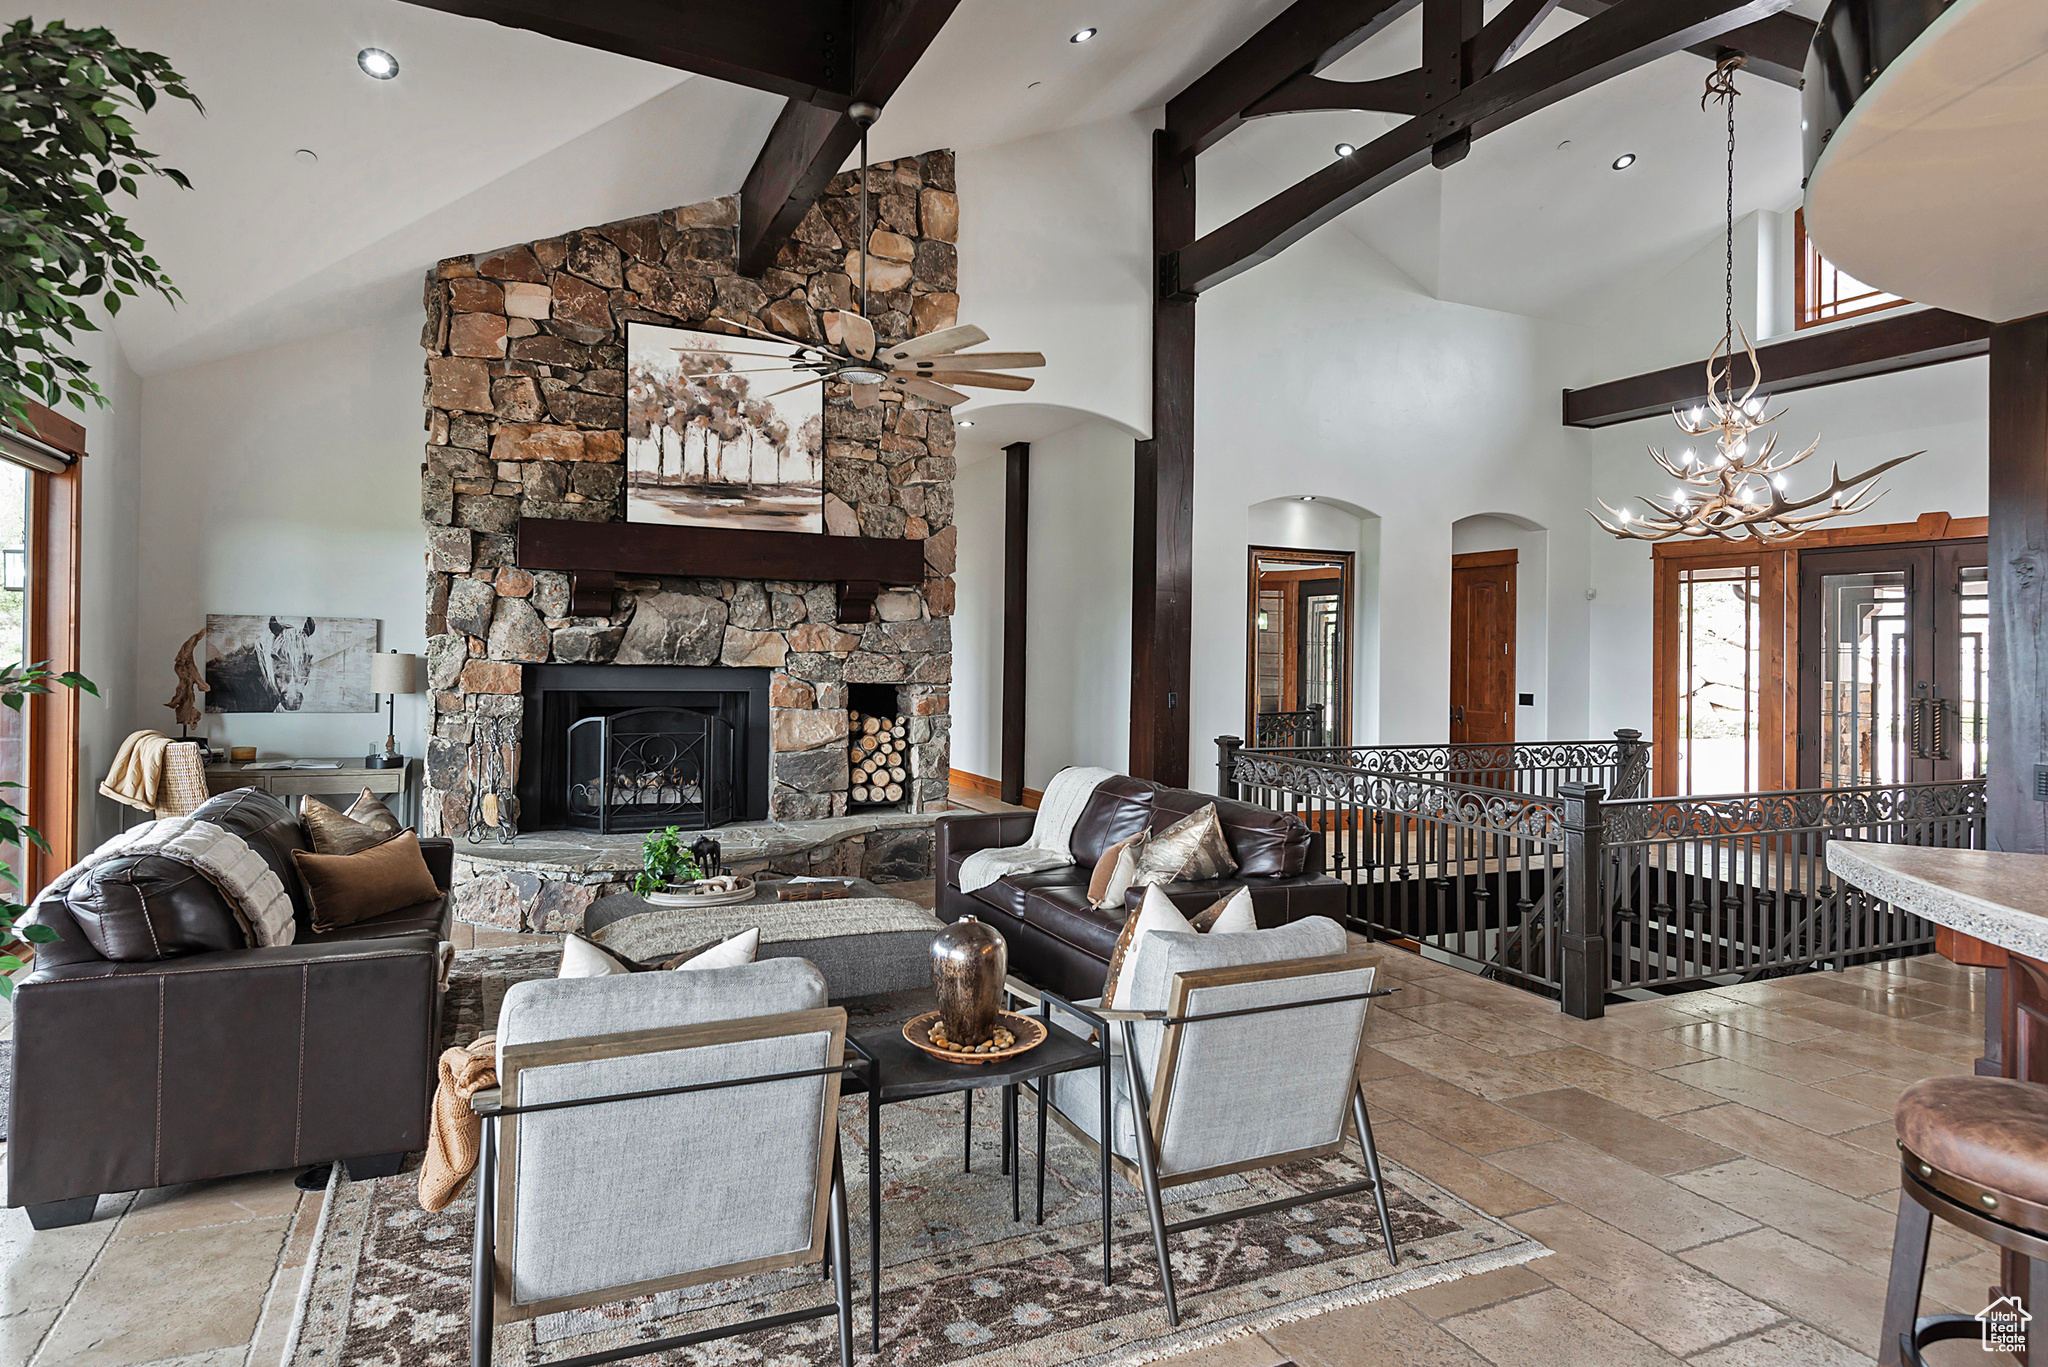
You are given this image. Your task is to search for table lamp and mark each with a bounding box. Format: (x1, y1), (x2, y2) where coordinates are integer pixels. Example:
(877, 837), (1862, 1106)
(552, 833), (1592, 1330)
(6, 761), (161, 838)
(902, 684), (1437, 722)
(366, 651), (420, 769)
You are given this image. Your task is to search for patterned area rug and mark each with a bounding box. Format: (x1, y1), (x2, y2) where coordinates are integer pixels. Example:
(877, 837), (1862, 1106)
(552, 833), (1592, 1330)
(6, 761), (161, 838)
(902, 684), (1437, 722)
(286, 946), (1546, 1367)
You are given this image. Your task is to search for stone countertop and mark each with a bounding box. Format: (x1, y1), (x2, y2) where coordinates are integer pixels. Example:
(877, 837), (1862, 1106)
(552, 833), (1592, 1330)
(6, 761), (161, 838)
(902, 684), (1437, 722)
(1826, 842), (2048, 961)
(453, 809), (945, 876)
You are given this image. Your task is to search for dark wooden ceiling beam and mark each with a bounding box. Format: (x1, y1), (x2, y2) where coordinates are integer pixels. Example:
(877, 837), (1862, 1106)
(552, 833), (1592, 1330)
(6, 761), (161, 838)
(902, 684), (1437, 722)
(1562, 308), (1992, 428)
(1170, 0), (1794, 297)
(735, 0), (959, 274)
(1558, 0), (1813, 86)
(1166, 0), (1424, 162)
(392, 0), (857, 105)
(732, 0), (961, 275)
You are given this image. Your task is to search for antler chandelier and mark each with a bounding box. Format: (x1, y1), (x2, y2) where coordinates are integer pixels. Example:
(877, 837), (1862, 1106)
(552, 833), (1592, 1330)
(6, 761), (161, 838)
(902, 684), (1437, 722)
(1591, 56), (1918, 546)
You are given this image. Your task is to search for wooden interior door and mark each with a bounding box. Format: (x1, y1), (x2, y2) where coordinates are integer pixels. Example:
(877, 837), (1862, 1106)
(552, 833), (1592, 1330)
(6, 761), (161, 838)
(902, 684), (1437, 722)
(1450, 551), (1516, 744)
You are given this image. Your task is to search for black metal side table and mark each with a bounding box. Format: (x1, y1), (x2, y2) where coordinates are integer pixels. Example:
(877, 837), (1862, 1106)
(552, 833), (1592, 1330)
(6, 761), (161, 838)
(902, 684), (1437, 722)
(843, 1006), (1102, 1352)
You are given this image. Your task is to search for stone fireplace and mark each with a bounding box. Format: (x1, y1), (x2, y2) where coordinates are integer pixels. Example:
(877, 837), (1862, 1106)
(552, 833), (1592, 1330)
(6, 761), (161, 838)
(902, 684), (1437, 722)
(418, 150), (960, 861)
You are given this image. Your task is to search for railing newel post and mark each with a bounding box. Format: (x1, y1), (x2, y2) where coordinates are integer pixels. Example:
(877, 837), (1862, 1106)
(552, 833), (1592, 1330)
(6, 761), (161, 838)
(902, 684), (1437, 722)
(1559, 782), (1607, 1020)
(1217, 735), (1243, 801)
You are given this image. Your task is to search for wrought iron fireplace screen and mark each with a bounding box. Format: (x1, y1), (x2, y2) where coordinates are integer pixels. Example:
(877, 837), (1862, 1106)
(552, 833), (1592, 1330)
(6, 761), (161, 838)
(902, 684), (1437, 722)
(566, 706), (737, 833)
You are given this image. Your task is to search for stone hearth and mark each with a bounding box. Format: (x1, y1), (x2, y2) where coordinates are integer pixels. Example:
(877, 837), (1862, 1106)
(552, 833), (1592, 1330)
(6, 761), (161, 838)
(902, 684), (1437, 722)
(448, 810), (938, 932)
(419, 150), (961, 842)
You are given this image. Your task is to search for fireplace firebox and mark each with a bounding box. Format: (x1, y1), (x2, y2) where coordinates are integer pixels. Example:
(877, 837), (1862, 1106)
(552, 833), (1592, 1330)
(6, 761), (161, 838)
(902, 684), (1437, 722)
(519, 665), (770, 833)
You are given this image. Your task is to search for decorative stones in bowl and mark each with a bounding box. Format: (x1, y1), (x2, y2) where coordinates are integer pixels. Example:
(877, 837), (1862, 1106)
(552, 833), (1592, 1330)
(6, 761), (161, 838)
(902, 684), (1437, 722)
(931, 915), (1007, 1047)
(644, 876), (755, 908)
(902, 1010), (1047, 1066)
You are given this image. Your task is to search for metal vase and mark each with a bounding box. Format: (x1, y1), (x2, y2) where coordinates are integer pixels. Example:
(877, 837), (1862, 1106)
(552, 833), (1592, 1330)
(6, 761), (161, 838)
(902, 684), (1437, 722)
(931, 916), (1007, 1047)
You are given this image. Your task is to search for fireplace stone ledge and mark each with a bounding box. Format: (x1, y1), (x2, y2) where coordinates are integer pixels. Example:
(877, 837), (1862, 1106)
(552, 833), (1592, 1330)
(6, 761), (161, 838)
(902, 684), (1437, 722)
(448, 809), (941, 933)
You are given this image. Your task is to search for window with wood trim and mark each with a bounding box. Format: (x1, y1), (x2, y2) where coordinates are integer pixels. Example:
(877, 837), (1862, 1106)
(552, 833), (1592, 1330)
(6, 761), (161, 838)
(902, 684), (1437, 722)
(1, 402), (85, 895)
(1794, 208), (1908, 330)
(1654, 549), (1793, 797)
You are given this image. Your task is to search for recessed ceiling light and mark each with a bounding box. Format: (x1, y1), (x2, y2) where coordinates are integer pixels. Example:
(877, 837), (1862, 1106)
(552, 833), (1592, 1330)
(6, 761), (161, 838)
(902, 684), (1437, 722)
(1611, 152), (1636, 170)
(1299, 495), (1316, 502)
(357, 47), (399, 79)
(957, 419), (974, 427)
(1335, 142), (1356, 158)
(1069, 27), (1097, 43)
(294, 148), (318, 164)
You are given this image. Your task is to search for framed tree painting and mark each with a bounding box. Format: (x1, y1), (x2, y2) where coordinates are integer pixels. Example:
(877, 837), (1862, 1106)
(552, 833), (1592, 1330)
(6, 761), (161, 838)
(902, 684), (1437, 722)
(205, 615), (377, 713)
(624, 320), (826, 533)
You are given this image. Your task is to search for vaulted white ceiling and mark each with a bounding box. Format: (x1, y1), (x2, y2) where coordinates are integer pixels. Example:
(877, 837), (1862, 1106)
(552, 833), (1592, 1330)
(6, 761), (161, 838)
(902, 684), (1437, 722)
(38, 0), (1823, 375)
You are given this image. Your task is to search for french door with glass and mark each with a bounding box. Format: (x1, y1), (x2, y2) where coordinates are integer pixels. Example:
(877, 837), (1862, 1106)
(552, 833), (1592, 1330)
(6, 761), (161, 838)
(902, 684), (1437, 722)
(1797, 541), (1988, 787)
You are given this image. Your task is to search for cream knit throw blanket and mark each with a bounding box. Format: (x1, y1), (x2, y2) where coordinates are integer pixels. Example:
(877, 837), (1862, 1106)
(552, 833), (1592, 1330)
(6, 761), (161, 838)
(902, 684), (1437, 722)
(956, 766), (1118, 893)
(38, 816), (297, 948)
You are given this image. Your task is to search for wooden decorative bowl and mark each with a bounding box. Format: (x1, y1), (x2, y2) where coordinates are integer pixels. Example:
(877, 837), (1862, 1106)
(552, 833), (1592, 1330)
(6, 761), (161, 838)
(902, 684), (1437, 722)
(902, 1010), (1047, 1066)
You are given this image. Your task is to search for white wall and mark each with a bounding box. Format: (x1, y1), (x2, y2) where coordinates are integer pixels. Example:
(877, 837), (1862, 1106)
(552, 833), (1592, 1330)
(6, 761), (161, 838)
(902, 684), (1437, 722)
(1193, 224), (1596, 753)
(1450, 514), (1552, 741)
(133, 310), (428, 767)
(950, 421), (1135, 791)
(951, 449), (1004, 782)
(67, 324), (144, 847)
(954, 114), (1155, 440)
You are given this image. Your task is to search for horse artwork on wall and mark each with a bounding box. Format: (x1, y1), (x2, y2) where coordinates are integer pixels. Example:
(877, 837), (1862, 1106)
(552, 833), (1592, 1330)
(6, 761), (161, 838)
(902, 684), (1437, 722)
(624, 320), (825, 533)
(204, 614), (377, 714)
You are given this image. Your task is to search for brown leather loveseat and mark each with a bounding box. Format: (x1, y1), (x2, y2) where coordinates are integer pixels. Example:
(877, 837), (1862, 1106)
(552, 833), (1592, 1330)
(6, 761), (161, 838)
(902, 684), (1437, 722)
(936, 775), (1347, 999)
(7, 788), (451, 1228)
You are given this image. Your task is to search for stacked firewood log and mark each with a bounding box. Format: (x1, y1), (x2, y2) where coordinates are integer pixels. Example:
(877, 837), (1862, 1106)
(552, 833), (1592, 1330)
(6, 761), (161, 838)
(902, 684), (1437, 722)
(848, 710), (908, 805)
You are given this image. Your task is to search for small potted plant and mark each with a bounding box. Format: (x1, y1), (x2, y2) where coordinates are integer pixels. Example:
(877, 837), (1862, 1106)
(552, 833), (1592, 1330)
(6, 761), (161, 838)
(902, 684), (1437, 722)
(633, 826), (701, 897)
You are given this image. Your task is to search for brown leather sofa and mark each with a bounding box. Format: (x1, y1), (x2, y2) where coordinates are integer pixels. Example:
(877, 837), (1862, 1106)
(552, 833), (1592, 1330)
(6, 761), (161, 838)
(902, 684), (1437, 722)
(935, 775), (1348, 1000)
(7, 788), (451, 1229)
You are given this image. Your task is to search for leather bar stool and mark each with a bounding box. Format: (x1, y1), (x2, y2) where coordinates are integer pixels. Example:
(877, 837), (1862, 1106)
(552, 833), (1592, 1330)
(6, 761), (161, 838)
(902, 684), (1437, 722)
(1883, 1075), (2048, 1366)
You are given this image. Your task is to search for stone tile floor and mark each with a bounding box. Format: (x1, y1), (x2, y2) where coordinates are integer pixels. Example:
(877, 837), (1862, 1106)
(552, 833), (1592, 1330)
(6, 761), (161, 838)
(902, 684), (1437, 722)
(0, 936), (2010, 1365)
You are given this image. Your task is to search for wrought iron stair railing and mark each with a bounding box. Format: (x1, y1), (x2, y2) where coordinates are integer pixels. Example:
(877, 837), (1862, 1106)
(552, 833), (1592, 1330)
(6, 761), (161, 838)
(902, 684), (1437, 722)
(1217, 733), (1984, 1017)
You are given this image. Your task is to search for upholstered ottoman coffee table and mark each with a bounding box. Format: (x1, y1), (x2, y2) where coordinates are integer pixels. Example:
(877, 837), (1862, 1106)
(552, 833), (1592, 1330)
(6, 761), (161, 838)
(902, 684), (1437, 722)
(581, 878), (943, 1000)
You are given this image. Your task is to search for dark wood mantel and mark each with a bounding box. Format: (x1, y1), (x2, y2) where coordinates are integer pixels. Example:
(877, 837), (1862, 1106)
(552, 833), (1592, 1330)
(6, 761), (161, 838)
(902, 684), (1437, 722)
(516, 517), (927, 624)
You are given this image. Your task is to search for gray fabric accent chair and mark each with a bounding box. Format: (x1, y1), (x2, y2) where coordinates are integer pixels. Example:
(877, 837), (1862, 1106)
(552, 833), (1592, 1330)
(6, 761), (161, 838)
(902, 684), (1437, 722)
(470, 958), (857, 1367)
(1026, 916), (1399, 1327)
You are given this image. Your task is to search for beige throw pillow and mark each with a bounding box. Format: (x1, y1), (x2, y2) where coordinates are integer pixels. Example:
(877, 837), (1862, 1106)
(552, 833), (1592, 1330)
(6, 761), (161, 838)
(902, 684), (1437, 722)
(1100, 884), (1258, 1008)
(556, 926), (761, 979)
(1189, 885), (1258, 934)
(1132, 804), (1238, 887)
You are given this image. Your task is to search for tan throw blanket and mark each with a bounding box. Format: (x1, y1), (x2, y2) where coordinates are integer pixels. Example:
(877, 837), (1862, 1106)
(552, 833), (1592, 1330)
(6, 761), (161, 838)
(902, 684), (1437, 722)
(956, 766), (1117, 893)
(420, 1035), (497, 1212)
(99, 730), (173, 814)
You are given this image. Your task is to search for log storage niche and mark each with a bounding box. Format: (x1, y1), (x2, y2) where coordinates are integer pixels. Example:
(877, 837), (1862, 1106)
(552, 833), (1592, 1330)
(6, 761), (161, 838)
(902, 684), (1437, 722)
(848, 709), (910, 807)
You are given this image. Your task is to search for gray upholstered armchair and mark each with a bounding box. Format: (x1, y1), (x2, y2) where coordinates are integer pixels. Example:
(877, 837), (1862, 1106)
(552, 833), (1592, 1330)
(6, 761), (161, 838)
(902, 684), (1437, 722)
(1027, 917), (1398, 1327)
(470, 959), (856, 1367)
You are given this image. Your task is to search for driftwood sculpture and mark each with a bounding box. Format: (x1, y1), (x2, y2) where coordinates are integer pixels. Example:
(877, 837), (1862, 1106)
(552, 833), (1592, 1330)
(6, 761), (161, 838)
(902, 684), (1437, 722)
(165, 628), (209, 730)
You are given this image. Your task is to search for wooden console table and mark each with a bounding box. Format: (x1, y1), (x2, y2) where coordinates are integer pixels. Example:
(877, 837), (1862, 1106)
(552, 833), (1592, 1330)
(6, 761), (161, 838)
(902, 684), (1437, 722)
(205, 758), (417, 829)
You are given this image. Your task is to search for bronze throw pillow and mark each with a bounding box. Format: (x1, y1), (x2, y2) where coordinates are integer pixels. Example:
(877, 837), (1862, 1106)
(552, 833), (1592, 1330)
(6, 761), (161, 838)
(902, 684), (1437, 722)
(292, 831), (442, 933)
(1133, 803), (1239, 887)
(346, 788), (403, 836)
(300, 796), (395, 856)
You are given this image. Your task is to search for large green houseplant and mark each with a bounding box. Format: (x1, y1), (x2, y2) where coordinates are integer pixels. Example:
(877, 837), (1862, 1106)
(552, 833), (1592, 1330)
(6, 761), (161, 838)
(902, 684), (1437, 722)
(0, 18), (199, 430)
(0, 660), (96, 994)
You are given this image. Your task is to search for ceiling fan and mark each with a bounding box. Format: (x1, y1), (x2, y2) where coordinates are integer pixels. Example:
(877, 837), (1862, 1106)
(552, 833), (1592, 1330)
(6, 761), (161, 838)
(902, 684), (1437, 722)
(678, 102), (1043, 411)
